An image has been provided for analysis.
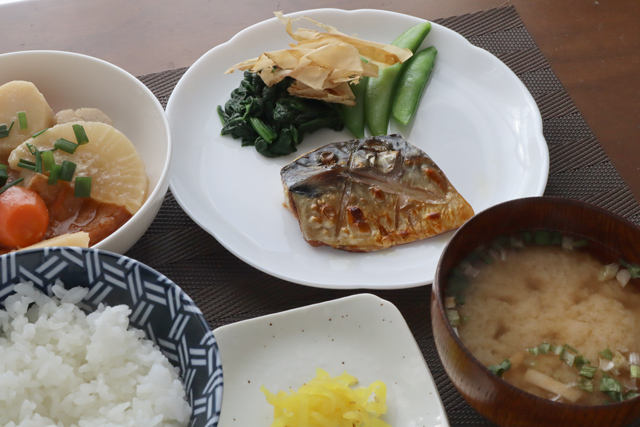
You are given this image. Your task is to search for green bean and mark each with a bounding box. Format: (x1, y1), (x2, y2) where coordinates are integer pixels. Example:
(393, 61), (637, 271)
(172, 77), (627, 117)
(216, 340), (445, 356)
(392, 46), (437, 126)
(364, 22), (431, 136)
(341, 76), (368, 139)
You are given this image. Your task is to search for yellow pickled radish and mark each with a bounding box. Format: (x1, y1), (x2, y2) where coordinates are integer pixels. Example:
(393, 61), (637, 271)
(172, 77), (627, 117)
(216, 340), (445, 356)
(16, 231), (90, 251)
(8, 121), (148, 215)
(0, 80), (54, 159)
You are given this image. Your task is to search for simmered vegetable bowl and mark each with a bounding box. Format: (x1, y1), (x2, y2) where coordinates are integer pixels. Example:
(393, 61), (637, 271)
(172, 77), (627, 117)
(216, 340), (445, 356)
(218, 12), (438, 156)
(0, 80), (148, 254)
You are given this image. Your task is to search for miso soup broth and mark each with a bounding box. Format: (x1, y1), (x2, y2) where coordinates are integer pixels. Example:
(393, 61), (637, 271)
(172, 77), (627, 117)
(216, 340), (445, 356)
(446, 231), (640, 406)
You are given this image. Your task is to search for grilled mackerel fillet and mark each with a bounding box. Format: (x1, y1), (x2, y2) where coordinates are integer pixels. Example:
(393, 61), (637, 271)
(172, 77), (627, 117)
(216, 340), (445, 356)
(281, 134), (474, 252)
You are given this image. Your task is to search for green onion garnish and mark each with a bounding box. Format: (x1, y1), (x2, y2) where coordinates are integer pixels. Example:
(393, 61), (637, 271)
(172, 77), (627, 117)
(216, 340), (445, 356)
(560, 345), (578, 367)
(488, 359), (511, 377)
(575, 354), (590, 368)
(625, 391), (640, 401)
(619, 259), (640, 278)
(26, 142), (36, 155)
(446, 309), (460, 327)
(631, 365), (640, 379)
(600, 348), (614, 360)
(600, 373), (623, 402)
(550, 231), (563, 245)
(0, 121), (15, 138)
(538, 342), (551, 354)
(32, 128), (48, 138)
(54, 138), (78, 154)
(74, 176), (91, 198)
(72, 124), (89, 145)
(534, 230), (550, 245)
(17, 158), (36, 171)
(550, 344), (563, 355)
(18, 111), (28, 129)
(41, 150), (55, 173)
(48, 164), (61, 185)
(0, 177), (24, 195)
(528, 346), (539, 356)
(34, 149), (43, 174)
(0, 164), (7, 187)
(578, 377), (594, 392)
(60, 160), (77, 182)
(580, 364), (597, 379)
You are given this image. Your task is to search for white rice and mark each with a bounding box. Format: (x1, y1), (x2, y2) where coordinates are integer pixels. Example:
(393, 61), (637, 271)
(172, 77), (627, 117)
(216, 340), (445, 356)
(0, 282), (192, 427)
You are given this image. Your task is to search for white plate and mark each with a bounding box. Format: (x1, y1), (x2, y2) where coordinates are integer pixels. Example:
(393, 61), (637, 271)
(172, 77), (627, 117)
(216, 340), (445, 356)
(166, 9), (548, 289)
(213, 293), (449, 427)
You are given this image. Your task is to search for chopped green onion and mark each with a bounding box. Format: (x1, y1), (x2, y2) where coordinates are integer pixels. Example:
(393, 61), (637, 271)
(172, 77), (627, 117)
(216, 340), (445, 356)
(74, 176), (91, 198)
(600, 373), (623, 402)
(534, 230), (550, 245)
(41, 150), (55, 173)
(600, 348), (614, 360)
(54, 138), (78, 154)
(580, 364), (597, 379)
(34, 149), (43, 174)
(26, 142), (36, 155)
(572, 238), (589, 248)
(0, 164), (7, 187)
(619, 259), (640, 279)
(446, 309), (460, 327)
(0, 177), (24, 195)
(488, 359), (511, 377)
(578, 377), (594, 392)
(528, 346), (539, 356)
(0, 121), (15, 138)
(72, 124), (89, 145)
(560, 345), (578, 367)
(17, 158), (36, 171)
(18, 111), (28, 129)
(48, 164), (62, 185)
(59, 160), (76, 182)
(549, 231), (563, 245)
(31, 128), (48, 138)
(564, 343), (580, 353)
(550, 344), (563, 355)
(625, 391), (640, 401)
(538, 342), (551, 354)
(575, 354), (590, 368)
(631, 365), (640, 379)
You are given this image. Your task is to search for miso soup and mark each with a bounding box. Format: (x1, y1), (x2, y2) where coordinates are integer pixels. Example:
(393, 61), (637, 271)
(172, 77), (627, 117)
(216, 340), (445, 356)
(446, 231), (640, 406)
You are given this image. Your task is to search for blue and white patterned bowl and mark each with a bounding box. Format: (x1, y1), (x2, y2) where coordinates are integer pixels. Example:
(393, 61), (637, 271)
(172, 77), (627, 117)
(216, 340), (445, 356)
(0, 247), (223, 427)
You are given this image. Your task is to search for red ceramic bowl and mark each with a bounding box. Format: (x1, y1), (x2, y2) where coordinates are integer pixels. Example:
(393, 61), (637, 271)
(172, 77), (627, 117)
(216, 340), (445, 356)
(432, 196), (640, 427)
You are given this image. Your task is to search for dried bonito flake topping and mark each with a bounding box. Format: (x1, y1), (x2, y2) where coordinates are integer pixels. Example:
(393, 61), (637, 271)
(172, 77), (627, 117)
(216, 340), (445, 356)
(225, 11), (413, 105)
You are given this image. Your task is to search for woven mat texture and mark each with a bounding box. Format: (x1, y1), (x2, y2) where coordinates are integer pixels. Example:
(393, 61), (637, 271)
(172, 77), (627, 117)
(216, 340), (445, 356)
(131, 6), (640, 427)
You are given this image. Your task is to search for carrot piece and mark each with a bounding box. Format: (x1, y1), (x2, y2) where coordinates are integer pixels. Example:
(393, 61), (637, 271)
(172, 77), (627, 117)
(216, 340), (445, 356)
(0, 185), (49, 248)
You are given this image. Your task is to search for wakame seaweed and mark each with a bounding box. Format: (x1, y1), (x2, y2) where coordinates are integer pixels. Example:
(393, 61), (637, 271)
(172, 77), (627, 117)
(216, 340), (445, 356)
(217, 71), (344, 157)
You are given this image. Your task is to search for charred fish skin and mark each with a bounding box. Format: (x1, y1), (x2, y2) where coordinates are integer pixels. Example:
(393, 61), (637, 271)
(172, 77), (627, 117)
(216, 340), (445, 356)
(281, 134), (474, 252)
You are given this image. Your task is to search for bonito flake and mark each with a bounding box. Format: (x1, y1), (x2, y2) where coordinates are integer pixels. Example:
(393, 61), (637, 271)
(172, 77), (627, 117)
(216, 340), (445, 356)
(225, 11), (413, 105)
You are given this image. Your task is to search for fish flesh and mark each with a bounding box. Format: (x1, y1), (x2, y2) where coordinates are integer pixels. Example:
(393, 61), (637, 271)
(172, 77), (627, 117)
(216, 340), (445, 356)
(281, 134), (474, 252)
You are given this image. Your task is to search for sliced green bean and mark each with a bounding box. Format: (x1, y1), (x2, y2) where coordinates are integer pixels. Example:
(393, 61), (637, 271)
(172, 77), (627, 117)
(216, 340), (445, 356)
(364, 22), (431, 136)
(341, 76), (368, 139)
(392, 46), (437, 125)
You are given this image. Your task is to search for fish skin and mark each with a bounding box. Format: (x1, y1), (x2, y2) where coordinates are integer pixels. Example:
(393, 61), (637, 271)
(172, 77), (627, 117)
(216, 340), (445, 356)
(281, 134), (474, 252)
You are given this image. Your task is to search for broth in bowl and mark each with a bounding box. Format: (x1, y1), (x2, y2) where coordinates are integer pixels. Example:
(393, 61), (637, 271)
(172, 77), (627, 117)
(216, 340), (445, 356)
(445, 231), (640, 406)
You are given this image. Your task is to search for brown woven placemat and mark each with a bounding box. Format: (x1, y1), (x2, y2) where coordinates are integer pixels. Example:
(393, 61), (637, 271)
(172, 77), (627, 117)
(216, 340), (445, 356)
(129, 6), (640, 427)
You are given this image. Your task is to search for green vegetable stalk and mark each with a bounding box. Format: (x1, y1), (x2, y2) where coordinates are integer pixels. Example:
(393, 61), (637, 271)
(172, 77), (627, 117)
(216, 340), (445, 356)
(364, 22), (431, 136)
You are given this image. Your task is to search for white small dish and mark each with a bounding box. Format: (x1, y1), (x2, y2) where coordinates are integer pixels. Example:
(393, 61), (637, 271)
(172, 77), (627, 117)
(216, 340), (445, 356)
(0, 50), (172, 254)
(167, 9), (548, 289)
(213, 293), (449, 427)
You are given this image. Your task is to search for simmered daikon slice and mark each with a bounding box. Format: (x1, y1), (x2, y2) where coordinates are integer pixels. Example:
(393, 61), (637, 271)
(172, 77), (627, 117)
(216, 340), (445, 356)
(8, 121), (148, 215)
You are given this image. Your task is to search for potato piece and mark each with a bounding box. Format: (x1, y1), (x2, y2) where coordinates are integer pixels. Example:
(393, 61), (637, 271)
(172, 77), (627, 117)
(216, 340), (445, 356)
(54, 108), (113, 126)
(0, 81), (54, 159)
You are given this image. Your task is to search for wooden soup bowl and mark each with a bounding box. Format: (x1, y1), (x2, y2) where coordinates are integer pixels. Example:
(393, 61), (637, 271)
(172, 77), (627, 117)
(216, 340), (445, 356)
(432, 196), (640, 427)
